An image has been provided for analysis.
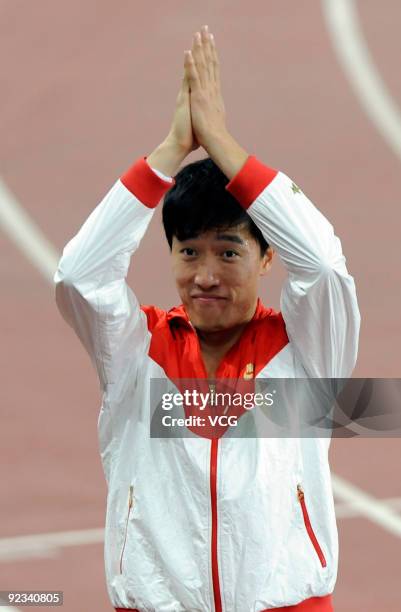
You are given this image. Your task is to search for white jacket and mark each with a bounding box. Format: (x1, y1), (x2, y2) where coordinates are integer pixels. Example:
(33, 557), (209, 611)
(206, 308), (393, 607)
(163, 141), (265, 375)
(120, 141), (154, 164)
(54, 154), (360, 611)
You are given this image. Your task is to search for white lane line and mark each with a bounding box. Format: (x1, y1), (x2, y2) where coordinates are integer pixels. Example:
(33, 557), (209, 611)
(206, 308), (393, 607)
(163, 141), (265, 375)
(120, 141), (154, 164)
(0, 178), (59, 283)
(321, 0), (401, 162)
(332, 474), (401, 537)
(0, 528), (104, 562)
(335, 496), (401, 518)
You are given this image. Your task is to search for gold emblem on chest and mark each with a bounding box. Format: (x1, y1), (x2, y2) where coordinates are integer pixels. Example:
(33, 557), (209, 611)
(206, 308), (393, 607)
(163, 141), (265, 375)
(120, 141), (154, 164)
(243, 362), (254, 379)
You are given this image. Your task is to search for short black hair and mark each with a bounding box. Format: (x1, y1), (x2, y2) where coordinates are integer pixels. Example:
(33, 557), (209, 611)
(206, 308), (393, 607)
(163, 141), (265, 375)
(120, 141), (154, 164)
(162, 157), (269, 256)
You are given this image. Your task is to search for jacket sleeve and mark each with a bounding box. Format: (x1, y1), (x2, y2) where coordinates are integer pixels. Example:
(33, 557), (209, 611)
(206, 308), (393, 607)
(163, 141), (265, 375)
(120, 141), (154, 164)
(54, 156), (175, 391)
(225, 155), (361, 378)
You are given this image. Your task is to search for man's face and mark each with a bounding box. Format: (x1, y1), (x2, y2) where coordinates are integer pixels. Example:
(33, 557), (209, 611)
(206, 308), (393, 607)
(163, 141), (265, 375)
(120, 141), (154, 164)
(171, 224), (274, 331)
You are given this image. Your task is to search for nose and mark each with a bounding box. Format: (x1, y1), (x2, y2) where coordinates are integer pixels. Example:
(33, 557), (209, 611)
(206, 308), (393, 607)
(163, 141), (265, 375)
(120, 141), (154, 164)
(194, 262), (220, 290)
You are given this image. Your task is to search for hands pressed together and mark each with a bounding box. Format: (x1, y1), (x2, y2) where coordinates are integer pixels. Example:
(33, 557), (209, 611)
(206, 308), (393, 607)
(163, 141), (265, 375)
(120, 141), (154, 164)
(149, 25), (248, 180)
(168, 25), (228, 155)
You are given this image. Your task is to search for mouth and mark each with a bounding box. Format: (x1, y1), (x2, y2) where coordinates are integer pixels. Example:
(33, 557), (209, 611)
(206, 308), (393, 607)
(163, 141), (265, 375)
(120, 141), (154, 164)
(191, 295), (228, 305)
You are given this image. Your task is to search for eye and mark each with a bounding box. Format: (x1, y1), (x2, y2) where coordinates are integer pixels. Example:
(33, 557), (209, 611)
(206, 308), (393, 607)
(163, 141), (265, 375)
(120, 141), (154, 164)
(222, 250), (239, 259)
(180, 247), (197, 257)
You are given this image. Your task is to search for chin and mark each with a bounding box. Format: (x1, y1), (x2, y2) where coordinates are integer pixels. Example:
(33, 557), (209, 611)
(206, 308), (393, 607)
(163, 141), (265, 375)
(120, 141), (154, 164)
(194, 320), (227, 332)
(189, 311), (231, 332)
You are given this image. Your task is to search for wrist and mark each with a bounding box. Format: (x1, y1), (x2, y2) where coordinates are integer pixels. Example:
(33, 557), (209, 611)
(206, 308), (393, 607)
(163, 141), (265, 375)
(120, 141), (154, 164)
(147, 138), (188, 177)
(203, 131), (249, 181)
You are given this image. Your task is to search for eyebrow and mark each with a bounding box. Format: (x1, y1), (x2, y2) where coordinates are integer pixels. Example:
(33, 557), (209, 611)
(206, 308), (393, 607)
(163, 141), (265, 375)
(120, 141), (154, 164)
(179, 233), (245, 245)
(215, 234), (244, 245)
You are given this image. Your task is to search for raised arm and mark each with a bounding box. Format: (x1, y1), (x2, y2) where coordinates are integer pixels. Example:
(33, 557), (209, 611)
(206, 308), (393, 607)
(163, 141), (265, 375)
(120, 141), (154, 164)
(186, 26), (361, 378)
(224, 156), (361, 378)
(54, 56), (199, 391)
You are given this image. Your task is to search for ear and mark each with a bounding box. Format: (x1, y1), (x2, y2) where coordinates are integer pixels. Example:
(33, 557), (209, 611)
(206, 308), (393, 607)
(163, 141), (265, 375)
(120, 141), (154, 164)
(259, 246), (275, 276)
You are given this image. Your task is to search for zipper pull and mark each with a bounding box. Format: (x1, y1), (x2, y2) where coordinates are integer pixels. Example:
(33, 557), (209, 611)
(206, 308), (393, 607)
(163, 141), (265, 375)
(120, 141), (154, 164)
(297, 483), (304, 502)
(209, 383), (216, 406)
(119, 485), (134, 575)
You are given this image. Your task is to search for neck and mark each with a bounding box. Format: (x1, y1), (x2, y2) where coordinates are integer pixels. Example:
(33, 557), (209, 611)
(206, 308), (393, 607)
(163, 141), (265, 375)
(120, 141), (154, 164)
(196, 322), (248, 354)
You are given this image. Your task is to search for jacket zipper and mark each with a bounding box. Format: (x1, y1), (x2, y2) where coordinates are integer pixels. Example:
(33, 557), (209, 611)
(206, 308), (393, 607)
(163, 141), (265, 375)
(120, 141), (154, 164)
(193, 311), (257, 611)
(194, 322), (224, 612)
(210, 436), (222, 612)
(297, 484), (327, 568)
(119, 485), (134, 574)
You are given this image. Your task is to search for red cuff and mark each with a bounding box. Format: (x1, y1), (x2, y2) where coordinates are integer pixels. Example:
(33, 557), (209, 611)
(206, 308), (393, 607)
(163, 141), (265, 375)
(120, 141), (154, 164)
(225, 155), (278, 210)
(120, 156), (176, 209)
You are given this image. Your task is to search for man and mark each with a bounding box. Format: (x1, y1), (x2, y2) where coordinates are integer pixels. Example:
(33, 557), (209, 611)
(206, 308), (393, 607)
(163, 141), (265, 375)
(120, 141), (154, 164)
(54, 25), (360, 612)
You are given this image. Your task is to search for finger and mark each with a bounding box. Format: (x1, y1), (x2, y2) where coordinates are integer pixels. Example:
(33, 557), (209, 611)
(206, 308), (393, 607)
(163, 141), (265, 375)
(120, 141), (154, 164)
(209, 32), (221, 89)
(192, 31), (207, 89)
(200, 25), (214, 84)
(176, 70), (187, 103)
(179, 76), (188, 100)
(184, 50), (200, 93)
(181, 71), (188, 92)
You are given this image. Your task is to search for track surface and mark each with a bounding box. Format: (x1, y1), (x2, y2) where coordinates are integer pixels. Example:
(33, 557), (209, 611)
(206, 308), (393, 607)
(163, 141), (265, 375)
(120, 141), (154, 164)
(1, 1), (400, 610)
